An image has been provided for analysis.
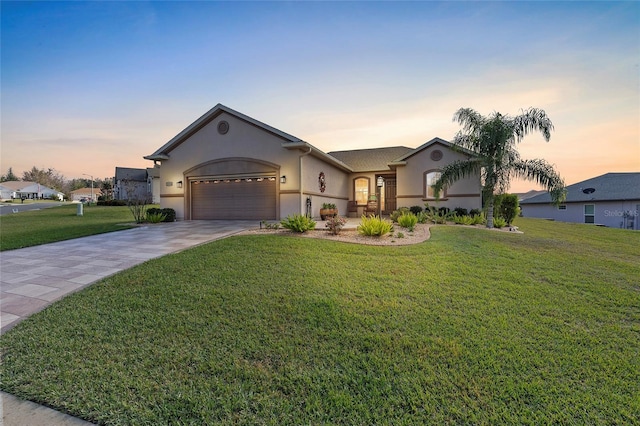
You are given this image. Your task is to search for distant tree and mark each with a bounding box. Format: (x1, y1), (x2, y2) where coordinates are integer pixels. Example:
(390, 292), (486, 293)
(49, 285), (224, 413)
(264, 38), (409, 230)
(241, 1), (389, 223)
(433, 107), (565, 228)
(22, 166), (66, 191)
(0, 167), (18, 182)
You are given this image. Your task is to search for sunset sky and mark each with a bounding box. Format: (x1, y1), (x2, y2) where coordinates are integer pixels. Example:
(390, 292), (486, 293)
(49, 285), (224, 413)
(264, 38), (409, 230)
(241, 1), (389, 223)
(2, 1), (638, 192)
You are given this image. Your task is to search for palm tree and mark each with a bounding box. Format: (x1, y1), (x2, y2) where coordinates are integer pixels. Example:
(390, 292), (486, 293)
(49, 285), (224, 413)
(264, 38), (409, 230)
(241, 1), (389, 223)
(433, 107), (565, 228)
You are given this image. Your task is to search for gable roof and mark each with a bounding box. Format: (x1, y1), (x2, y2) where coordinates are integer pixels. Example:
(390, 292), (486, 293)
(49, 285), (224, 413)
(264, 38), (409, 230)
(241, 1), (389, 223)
(393, 137), (476, 163)
(521, 172), (640, 204)
(145, 103), (303, 161)
(70, 187), (103, 195)
(327, 146), (413, 172)
(0, 181), (61, 193)
(115, 167), (147, 181)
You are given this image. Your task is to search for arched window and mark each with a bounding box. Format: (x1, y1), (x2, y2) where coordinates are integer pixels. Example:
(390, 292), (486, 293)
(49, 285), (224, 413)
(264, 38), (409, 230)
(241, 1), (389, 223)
(425, 171), (442, 199)
(354, 177), (369, 204)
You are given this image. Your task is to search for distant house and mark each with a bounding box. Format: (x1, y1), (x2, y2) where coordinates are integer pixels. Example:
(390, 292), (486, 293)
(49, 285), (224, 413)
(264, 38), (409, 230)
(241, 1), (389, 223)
(147, 166), (161, 204)
(520, 173), (640, 230)
(70, 187), (102, 202)
(0, 181), (64, 201)
(114, 167), (151, 202)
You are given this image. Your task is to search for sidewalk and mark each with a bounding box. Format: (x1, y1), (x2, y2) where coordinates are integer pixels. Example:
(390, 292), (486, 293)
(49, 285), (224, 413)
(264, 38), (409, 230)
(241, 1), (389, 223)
(1, 220), (257, 425)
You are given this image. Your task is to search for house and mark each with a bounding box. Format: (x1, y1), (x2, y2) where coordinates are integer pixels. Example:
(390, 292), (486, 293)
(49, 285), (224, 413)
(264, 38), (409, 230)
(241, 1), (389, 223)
(0, 181), (64, 201)
(114, 167), (151, 202)
(70, 187), (102, 202)
(520, 172), (640, 230)
(144, 104), (482, 221)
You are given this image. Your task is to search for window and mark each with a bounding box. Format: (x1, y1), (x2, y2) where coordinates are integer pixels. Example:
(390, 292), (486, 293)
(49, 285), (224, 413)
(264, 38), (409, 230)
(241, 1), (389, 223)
(425, 171), (442, 198)
(354, 178), (369, 204)
(584, 204), (595, 223)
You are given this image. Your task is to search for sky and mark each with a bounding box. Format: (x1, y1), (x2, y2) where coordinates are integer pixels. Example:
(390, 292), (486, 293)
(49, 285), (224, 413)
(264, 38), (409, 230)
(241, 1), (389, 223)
(1, 1), (638, 192)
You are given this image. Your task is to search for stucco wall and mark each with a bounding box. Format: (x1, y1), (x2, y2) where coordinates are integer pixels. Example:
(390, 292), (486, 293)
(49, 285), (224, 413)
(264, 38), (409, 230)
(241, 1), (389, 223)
(395, 142), (481, 211)
(301, 154), (350, 218)
(521, 200), (640, 230)
(157, 111), (305, 220)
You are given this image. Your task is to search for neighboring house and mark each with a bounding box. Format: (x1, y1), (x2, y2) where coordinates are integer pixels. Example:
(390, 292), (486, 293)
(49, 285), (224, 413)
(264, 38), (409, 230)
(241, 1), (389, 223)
(516, 190), (546, 202)
(147, 166), (161, 204)
(520, 172), (640, 230)
(144, 103), (482, 221)
(0, 181), (64, 201)
(70, 187), (103, 202)
(114, 167), (150, 202)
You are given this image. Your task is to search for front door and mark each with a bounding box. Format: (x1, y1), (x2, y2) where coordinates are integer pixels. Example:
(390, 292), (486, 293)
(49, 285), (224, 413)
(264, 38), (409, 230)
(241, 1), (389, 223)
(383, 178), (397, 215)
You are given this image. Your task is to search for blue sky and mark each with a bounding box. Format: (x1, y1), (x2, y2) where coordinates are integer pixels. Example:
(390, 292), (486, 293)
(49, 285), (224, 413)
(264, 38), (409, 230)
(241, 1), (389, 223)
(2, 1), (638, 191)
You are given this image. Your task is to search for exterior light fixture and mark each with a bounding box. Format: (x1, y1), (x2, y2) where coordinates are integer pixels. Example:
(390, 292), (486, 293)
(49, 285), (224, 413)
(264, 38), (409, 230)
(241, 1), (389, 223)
(377, 176), (384, 187)
(280, 175), (287, 184)
(176, 181), (183, 188)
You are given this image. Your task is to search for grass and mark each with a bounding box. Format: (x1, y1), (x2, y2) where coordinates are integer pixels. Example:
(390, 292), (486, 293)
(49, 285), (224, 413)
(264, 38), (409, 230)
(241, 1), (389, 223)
(1, 218), (639, 424)
(0, 204), (137, 251)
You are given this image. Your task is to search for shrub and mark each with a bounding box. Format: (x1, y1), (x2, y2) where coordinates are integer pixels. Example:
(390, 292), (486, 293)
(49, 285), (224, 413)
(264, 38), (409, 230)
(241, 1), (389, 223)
(453, 214), (474, 225)
(325, 215), (347, 235)
(438, 207), (450, 215)
(147, 208), (176, 222)
(146, 211), (167, 223)
(416, 211), (429, 224)
(321, 202), (337, 209)
(409, 205), (423, 215)
(357, 215), (393, 237)
(453, 207), (468, 217)
(397, 212), (418, 231)
(97, 199), (127, 206)
(280, 214), (316, 233)
(493, 217), (507, 228)
(390, 207), (410, 222)
(471, 213), (486, 225)
(469, 208), (482, 217)
(497, 194), (519, 225)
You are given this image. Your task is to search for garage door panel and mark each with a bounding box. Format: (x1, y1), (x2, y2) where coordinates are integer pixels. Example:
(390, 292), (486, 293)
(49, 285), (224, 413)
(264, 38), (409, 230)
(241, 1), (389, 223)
(191, 178), (276, 220)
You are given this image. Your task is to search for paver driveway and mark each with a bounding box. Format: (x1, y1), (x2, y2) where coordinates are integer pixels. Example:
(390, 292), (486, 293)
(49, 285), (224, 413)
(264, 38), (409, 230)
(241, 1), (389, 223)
(1, 220), (256, 333)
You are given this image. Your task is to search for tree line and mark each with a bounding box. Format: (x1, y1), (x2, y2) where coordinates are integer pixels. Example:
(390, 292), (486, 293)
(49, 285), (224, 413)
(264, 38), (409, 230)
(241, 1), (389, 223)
(0, 166), (114, 199)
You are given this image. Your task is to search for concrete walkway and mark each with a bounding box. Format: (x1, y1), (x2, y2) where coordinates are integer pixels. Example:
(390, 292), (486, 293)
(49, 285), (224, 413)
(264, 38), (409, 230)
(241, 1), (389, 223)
(0, 220), (257, 425)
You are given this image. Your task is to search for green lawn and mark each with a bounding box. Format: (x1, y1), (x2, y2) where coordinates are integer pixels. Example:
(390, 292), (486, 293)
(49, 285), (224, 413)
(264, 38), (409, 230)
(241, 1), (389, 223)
(1, 219), (639, 424)
(0, 204), (136, 250)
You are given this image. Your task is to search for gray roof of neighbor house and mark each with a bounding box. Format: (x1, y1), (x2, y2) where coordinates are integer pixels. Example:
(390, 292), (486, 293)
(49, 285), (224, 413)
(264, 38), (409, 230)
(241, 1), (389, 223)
(115, 167), (147, 182)
(328, 147), (413, 172)
(520, 172), (640, 204)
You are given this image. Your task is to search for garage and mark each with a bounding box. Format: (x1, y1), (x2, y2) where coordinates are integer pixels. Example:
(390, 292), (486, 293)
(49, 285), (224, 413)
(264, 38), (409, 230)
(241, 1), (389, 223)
(191, 176), (277, 220)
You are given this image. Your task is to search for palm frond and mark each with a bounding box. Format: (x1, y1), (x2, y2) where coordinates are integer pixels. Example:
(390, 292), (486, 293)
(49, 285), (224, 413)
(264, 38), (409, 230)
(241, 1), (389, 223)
(513, 108), (554, 142)
(433, 159), (482, 198)
(511, 159), (566, 204)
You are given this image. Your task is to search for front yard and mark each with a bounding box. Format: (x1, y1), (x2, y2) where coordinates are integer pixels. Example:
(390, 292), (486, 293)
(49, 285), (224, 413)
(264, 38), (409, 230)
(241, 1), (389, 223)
(0, 218), (638, 424)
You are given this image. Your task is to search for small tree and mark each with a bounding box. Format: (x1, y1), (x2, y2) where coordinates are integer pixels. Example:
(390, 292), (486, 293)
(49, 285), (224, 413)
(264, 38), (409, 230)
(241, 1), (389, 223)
(433, 107), (565, 228)
(1, 167), (18, 182)
(122, 179), (151, 223)
(496, 194), (519, 225)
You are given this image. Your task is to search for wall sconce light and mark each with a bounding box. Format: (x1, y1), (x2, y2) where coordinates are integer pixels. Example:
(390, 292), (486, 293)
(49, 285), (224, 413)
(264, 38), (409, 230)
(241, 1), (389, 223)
(376, 176), (384, 187)
(280, 175), (286, 184)
(177, 181), (183, 188)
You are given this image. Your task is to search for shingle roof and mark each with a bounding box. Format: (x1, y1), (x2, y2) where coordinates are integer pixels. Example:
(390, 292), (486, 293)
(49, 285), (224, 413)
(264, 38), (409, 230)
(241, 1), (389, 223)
(327, 146), (413, 172)
(520, 172), (640, 204)
(115, 167), (147, 181)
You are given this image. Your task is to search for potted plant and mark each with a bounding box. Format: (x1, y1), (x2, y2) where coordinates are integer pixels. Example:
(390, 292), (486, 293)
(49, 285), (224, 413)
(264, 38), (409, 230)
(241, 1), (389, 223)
(320, 203), (338, 219)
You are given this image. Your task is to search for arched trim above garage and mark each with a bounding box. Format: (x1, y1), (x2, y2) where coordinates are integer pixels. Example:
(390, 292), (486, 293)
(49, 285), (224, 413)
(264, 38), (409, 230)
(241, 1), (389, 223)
(184, 157), (280, 220)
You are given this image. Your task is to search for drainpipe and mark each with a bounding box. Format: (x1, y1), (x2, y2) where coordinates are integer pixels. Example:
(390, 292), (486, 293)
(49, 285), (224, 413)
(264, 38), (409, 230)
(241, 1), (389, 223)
(299, 145), (313, 215)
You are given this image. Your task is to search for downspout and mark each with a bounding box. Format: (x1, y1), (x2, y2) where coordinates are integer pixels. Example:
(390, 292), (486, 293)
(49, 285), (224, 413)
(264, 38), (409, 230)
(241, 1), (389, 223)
(299, 145), (313, 215)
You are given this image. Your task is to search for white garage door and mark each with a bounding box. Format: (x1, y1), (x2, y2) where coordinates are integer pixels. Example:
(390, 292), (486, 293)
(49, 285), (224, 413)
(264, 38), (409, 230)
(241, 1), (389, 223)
(191, 177), (276, 220)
